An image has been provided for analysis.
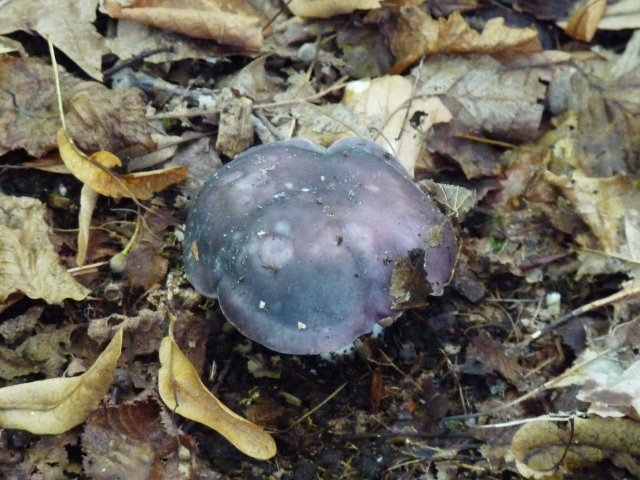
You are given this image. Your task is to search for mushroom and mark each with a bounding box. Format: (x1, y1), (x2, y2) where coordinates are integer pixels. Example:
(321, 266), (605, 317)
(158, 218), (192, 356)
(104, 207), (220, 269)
(183, 137), (457, 354)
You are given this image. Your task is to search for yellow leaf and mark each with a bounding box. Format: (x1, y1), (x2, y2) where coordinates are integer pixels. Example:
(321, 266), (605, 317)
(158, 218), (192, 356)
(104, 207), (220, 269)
(57, 128), (188, 200)
(0, 328), (123, 434)
(158, 334), (276, 460)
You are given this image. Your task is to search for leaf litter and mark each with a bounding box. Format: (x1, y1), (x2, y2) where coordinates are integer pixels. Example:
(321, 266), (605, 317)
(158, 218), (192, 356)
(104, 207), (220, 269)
(1, 1), (640, 478)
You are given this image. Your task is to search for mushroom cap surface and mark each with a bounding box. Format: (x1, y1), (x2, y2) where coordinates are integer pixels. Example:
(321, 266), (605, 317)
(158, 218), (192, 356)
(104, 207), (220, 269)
(184, 137), (456, 354)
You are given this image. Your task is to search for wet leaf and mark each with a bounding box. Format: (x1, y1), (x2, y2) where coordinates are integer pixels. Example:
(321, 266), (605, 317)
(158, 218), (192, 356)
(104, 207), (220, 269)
(0, 328), (123, 435)
(0, 192), (89, 303)
(158, 333), (277, 460)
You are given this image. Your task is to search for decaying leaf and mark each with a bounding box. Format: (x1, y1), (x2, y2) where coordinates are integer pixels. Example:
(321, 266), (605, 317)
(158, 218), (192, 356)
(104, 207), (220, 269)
(511, 417), (640, 478)
(102, 0), (264, 52)
(411, 53), (553, 177)
(82, 396), (201, 480)
(64, 81), (155, 157)
(420, 180), (477, 219)
(342, 75), (452, 176)
(0, 56), (79, 157)
(287, 0), (381, 18)
(158, 333), (277, 460)
(390, 256), (432, 310)
(390, 8), (542, 73)
(0, 192), (89, 303)
(544, 169), (640, 279)
(0, 0), (107, 79)
(0, 328), (123, 435)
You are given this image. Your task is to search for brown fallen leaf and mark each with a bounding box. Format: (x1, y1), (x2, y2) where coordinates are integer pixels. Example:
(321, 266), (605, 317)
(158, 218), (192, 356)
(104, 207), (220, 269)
(0, 0), (107, 79)
(58, 129), (188, 201)
(511, 417), (640, 478)
(82, 396), (201, 480)
(158, 332), (277, 460)
(0, 56), (79, 157)
(0, 328), (123, 435)
(0, 192), (89, 303)
(287, 0), (381, 18)
(390, 8), (541, 73)
(102, 0), (263, 52)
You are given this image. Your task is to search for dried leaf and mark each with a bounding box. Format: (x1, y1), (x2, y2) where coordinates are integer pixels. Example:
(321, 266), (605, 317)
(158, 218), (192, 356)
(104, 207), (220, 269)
(65, 82), (154, 157)
(82, 397), (200, 480)
(511, 417), (640, 478)
(420, 180), (477, 219)
(562, 0), (607, 41)
(0, 328), (123, 434)
(0, 193), (89, 303)
(158, 333), (276, 460)
(390, 8), (541, 73)
(288, 0), (381, 18)
(57, 129), (188, 200)
(103, 0), (263, 52)
(598, 0), (640, 30)
(342, 75), (452, 176)
(0, 56), (79, 157)
(0, 0), (107, 79)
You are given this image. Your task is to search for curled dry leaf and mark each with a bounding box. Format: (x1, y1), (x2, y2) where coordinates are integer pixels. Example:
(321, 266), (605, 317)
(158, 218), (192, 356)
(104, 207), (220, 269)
(390, 8), (542, 73)
(158, 333), (277, 460)
(0, 328), (123, 435)
(102, 0), (263, 52)
(0, 192), (89, 303)
(511, 417), (640, 478)
(57, 129), (188, 200)
(288, 0), (381, 18)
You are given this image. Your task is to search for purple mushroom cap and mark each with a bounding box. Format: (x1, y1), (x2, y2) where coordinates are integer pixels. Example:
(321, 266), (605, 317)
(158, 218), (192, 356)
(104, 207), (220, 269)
(184, 137), (456, 354)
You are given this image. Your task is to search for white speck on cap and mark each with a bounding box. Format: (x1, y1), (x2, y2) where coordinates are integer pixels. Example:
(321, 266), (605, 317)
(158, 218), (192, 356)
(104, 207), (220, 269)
(297, 321), (307, 330)
(259, 300), (266, 309)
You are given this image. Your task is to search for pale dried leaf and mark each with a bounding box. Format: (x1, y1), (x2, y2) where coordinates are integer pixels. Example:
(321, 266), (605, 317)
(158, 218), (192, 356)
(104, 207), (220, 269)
(158, 334), (276, 459)
(342, 76), (452, 176)
(598, 0), (640, 30)
(288, 0), (381, 18)
(0, 328), (123, 434)
(0, 193), (89, 303)
(102, 0), (263, 52)
(420, 180), (477, 219)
